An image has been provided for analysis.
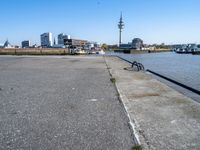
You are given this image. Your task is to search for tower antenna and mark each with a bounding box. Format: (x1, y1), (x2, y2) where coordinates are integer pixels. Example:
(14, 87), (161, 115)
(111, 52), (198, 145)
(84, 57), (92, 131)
(118, 12), (124, 47)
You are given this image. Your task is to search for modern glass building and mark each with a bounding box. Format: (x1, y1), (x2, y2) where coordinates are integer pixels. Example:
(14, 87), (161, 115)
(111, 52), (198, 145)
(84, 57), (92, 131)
(40, 32), (53, 47)
(58, 33), (70, 45)
(21, 40), (31, 48)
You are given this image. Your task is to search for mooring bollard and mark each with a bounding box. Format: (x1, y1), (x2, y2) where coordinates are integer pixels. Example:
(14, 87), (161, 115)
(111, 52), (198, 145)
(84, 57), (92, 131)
(131, 61), (144, 71)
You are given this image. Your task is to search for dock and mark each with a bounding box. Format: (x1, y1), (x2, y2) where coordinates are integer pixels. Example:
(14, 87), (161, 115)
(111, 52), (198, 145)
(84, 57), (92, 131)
(0, 55), (200, 149)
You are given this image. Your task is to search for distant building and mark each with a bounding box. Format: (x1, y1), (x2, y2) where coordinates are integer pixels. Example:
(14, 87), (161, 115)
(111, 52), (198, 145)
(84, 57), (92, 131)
(108, 44), (118, 49)
(58, 33), (70, 45)
(14, 45), (20, 48)
(118, 38), (143, 50)
(84, 42), (101, 50)
(142, 45), (155, 51)
(119, 43), (132, 49)
(132, 38), (143, 50)
(171, 44), (186, 50)
(21, 40), (31, 48)
(64, 39), (87, 47)
(40, 32), (53, 47)
(31, 44), (38, 48)
(84, 42), (94, 50)
(3, 40), (13, 48)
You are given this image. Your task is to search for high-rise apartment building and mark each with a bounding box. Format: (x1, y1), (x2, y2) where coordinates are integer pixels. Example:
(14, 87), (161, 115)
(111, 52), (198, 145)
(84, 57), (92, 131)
(58, 33), (70, 45)
(40, 32), (53, 47)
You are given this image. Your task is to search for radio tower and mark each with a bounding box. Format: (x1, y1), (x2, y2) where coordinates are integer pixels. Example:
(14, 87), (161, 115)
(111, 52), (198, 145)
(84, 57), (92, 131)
(118, 12), (124, 46)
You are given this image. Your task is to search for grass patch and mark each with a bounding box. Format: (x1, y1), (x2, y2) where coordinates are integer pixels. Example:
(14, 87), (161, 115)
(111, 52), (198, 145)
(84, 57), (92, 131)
(133, 144), (142, 150)
(110, 78), (116, 83)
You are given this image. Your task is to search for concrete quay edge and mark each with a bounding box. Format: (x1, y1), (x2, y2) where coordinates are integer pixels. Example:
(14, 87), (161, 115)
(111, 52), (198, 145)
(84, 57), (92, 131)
(103, 57), (141, 146)
(104, 56), (200, 150)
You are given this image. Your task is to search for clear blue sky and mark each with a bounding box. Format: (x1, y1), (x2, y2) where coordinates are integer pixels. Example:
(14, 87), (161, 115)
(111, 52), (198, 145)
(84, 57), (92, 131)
(0, 0), (200, 45)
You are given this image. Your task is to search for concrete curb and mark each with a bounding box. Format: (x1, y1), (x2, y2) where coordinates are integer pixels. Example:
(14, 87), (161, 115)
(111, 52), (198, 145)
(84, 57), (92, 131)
(115, 84), (141, 145)
(103, 56), (141, 147)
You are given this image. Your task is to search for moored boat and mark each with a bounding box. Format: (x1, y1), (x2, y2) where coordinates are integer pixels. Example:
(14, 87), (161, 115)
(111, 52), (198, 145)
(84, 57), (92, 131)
(192, 51), (200, 55)
(96, 50), (105, 55)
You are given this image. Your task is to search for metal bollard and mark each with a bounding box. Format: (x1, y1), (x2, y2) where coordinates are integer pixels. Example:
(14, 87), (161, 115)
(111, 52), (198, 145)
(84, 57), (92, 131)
(131, 61), (144, 71)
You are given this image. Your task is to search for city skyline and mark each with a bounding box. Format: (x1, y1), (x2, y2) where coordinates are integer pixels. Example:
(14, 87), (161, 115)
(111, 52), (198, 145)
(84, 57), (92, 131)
(1, 0), (200, 45)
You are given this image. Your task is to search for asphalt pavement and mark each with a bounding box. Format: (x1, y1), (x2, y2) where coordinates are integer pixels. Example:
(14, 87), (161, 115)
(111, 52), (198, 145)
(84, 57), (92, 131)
(0, 56), (134, 150)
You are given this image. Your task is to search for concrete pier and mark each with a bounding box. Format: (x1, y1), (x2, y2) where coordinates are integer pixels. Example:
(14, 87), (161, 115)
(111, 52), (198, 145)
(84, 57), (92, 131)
(105, 56), (200, 150)
(1, 55), (200, 149)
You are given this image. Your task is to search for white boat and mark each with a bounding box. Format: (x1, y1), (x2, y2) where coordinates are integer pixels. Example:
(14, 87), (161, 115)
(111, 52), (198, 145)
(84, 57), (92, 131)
(72, 47), (86, 55)
(96, 50), (105, 55)
(74, 49), (86, 54)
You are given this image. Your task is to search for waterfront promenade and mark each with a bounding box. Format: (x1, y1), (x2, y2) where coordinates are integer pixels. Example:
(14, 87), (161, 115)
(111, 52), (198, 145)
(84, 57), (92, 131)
(0, 55), (200, 149)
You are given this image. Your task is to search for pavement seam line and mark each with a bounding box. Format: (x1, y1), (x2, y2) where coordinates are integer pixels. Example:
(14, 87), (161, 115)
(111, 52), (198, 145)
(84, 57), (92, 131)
(115, 84), (141, 145)
(103, 56), (141, 146)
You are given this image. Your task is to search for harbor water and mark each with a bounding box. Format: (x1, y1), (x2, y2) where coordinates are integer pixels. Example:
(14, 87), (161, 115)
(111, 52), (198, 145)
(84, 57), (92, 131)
(108, 52), (200, 91)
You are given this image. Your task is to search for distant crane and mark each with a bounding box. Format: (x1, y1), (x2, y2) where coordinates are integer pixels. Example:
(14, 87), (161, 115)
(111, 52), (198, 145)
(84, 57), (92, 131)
(118, 12), (125, 47)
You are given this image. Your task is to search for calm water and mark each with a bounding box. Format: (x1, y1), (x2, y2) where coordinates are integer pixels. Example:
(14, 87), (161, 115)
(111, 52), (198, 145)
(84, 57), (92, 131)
(108, 52), (200, 91)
